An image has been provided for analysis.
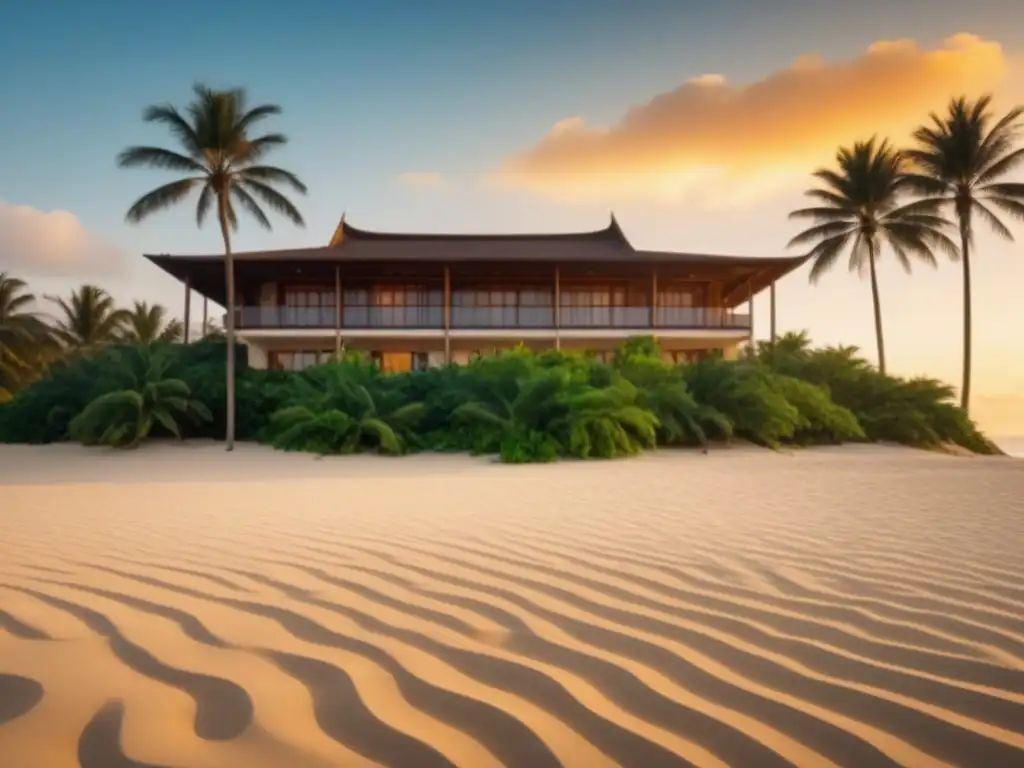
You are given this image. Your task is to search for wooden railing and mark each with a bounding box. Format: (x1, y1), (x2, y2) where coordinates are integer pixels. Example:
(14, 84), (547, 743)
(236, 305), (752, 331)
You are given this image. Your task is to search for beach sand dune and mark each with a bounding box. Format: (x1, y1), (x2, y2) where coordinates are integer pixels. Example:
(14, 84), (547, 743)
(1, 442), (1023, 767)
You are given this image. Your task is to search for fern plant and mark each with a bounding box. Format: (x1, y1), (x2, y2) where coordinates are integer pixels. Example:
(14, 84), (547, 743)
(68, 346), (211, 448)
(264, 363), (425, 455)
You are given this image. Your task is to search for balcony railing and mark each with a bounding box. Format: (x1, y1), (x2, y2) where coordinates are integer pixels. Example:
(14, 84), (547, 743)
(236, 305), (752, 331)
(451, 307), (555, 328)
(343, 305), (443, 329)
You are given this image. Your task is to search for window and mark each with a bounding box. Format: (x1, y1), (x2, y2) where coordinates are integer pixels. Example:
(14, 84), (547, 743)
(659, 285), (705, 307)
(345, 286), (442, 328)
(284, 287), (336, 307)
(282, 287), (335, 327)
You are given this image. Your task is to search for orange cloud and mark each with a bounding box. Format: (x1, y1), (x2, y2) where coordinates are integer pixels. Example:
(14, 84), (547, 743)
(399, 172), (446, 188)
(496, 34), (1020, 206)
(0, 201), (124, 277)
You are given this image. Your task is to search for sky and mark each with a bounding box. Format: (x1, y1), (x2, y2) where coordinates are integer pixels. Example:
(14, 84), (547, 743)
(1, 0), (1023, 433)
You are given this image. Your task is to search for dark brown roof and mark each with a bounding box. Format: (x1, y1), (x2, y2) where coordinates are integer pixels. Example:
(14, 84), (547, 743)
(144, 214), (810, 307)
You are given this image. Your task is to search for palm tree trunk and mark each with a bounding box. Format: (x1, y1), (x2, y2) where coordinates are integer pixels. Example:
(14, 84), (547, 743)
(959, 217), (972, 412)
(866, 239), (886, 375)
(217, 193), (236, 451)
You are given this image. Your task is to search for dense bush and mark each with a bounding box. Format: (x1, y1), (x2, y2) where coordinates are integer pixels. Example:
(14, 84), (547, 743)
(0, 333), (999, 459)
(0, 340), (246, 444)
(751, 332), (995, 452)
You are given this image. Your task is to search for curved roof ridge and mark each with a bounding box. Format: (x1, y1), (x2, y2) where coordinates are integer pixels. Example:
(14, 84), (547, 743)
(336, 214), (631, 245)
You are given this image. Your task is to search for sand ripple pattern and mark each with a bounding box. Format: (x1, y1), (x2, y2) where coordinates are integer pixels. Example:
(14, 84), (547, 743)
(1, 443), (1024, 767)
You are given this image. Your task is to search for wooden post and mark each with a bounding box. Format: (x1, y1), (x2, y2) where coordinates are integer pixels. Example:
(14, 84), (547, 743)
(202, 297), (208, 339)
(443, 265), (451, 364)
(183, 276), (191, 343)
(334, 265), (342, 356)
(769, 280), (777, 345)
(554, 266), (561, 351)
(747, 280), (754, 351)
(651, 267), (658, 329)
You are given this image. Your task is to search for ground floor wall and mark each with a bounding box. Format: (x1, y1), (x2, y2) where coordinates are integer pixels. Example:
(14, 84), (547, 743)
(240, 334), (746, 372)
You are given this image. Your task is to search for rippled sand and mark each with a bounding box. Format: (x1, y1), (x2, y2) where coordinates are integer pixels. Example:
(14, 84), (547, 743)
(1, 442), (1023, 768)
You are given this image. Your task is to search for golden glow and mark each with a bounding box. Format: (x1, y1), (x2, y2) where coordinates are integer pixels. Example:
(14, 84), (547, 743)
(495, 34), (1020, 205)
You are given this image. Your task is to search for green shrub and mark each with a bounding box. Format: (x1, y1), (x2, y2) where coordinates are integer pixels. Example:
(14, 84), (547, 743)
(681, 358), (802, 448)
(755, 332), (996, 452)
(0, 333), (997, 459)
(260, 362), (425, 455)
(69, 346), (211, 448)
(773, 375), (864, 444)
(612, 343), (731, 446)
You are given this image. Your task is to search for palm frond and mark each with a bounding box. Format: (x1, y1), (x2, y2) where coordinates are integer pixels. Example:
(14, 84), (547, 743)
(141, 104), (202, 155)
(230, 185), (272, 229)
(195, 183), (215, 227)
(239, 179), (305, 226)
(972, 199), (1014, 240)
(806, 232), (854, 282)
(125, 178), (203, 223)
(117, 146), (207, 173)
(787, 221), (853, 248)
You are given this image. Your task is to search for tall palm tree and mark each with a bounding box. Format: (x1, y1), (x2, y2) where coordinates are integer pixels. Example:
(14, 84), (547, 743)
(903, 95), (1024, 411)
(47, 285), (130, 352)
(0, 273), (52, 398)
(788, 137), (957, 374)
(118, 83), (307, 450)
(121, 301), (183, 344)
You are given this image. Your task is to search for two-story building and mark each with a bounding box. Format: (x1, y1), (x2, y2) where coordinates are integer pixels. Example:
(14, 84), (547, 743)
(145, 214), (806, 372)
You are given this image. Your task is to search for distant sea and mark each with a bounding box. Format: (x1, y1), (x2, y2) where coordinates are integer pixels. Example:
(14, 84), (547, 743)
(993, 437), (1024, 458)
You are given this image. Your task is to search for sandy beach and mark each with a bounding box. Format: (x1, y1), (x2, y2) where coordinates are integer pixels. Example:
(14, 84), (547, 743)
(1, 443), (1023, 768)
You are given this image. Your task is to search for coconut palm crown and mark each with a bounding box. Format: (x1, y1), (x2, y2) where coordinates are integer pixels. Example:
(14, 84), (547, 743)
(46, 285), (130, 351)
(121, 301), (183, 344)
(788, 137), (957, 374)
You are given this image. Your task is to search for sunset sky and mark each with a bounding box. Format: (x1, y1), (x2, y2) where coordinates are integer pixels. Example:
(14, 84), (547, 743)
(1, 0), (1023, 432)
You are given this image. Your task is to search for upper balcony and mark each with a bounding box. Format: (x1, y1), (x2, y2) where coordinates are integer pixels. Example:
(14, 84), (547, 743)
(236, 305), (751, 332)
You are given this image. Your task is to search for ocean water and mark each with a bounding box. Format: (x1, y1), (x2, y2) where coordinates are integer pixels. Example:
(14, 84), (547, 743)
(993, 436), (1024, 458)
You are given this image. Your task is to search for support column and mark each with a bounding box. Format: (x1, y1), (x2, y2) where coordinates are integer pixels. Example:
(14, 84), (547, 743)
(747, 280), (755, 351)
(183, 276), (192, 343)
(651, 267), (658, 330)
(443, 266), (451, 364)
(334, 265), (342, 356)
(554, 266), (561, 350)
(769, 280), (777, 345)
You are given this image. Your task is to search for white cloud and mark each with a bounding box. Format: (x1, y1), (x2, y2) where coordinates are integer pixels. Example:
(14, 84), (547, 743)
(0, 201), (124, 277)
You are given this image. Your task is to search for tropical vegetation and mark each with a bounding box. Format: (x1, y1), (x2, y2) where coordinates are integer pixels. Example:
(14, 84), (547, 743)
(902, 95), (1024, 410)
(0, 279), (998, 457)
(118, 82), (307, 450)
(788, 95), (1023, 411)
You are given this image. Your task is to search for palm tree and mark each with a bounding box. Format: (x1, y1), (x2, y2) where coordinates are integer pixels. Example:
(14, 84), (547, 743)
(787, 137), (957, 375)
(121, 301), (183, 344)
(903, 95), (1024, 411)
(46, 285), (129, 354)
(0, 273), (53, 398)
(117, 83), (307, 450)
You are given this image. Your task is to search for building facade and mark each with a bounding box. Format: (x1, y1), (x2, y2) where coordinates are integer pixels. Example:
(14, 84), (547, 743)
(145, 215), (806, 372)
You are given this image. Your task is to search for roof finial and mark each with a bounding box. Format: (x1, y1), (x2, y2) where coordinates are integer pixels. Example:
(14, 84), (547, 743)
(329, 211), (347, 247)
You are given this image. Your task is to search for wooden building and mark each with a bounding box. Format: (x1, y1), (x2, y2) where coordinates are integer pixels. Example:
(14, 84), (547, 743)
(145, 214), (806, 372)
